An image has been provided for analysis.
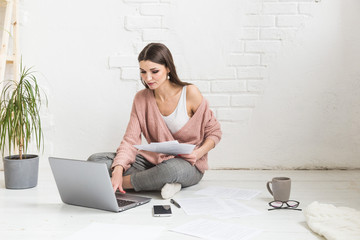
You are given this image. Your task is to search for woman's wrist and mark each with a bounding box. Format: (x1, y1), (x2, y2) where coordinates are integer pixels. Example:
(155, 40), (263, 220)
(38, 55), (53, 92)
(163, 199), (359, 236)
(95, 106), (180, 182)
(113, 165), (124, 173)
(196, 139), (215, 159)
(194, 148), (204, 160)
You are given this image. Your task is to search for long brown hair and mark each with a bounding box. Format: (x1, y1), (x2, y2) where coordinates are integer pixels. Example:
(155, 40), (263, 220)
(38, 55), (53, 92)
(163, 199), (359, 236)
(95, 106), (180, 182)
(138, 43), (190, 89)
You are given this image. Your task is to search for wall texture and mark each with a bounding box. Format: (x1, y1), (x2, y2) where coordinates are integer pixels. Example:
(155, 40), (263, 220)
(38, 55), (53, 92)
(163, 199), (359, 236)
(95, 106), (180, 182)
(1, 0), (359, 170)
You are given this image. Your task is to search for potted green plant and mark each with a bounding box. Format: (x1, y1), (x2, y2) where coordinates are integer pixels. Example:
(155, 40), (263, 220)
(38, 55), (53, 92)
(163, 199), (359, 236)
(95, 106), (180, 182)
(0, 62), (47, 189)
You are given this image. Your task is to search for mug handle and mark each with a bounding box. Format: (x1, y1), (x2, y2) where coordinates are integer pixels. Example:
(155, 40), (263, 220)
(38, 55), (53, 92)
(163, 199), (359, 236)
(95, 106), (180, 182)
(266, 181), (273, 196)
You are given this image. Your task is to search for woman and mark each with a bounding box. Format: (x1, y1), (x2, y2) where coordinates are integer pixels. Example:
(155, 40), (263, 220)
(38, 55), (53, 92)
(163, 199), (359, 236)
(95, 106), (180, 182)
(88, 43), (222, 199)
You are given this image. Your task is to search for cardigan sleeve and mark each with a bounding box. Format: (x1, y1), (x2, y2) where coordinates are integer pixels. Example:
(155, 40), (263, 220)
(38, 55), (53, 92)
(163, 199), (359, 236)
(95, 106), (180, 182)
(111, 99), (142, 171)
(203, 102), (222, 146)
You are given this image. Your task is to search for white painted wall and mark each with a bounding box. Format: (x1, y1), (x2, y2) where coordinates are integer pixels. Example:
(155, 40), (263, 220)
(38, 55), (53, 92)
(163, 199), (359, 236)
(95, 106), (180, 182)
(1, 0), (359, 170)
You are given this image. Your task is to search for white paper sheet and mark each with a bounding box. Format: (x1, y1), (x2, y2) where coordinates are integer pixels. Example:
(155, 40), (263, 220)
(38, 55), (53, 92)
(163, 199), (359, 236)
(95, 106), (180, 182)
(170, 218), (262, 240)
(195, 186), (261, 200)
(134, 140), (195, 155)
(176, 197), (261, 219)
(64, 222), (164, 240)
(176, 197), (232, 216)
(213, 199), (262, 219)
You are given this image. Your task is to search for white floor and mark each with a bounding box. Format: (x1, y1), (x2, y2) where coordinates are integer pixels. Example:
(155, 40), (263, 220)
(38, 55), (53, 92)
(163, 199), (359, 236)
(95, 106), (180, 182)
(1, 162), (359, 240)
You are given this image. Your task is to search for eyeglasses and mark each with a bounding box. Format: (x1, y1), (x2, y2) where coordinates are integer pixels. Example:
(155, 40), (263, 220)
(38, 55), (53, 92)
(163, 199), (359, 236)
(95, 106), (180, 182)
(268, 200), (302, 211)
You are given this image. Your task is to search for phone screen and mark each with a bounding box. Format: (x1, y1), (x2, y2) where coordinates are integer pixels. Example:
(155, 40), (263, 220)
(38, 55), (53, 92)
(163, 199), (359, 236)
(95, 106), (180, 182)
(153, 205), (172, 217)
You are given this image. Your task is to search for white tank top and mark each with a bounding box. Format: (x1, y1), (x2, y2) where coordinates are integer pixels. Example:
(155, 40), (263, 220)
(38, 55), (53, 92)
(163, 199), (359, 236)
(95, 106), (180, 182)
(162, 86), (190, 134)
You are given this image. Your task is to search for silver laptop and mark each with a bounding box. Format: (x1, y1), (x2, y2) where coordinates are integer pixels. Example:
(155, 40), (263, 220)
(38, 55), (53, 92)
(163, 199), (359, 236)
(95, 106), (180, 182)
(49, 157), (151, 212)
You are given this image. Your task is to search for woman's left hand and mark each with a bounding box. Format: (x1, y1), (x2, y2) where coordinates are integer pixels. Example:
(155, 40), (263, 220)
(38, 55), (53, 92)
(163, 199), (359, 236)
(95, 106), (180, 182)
(178, 149), (199, 166)
(177, 139), (215, 166)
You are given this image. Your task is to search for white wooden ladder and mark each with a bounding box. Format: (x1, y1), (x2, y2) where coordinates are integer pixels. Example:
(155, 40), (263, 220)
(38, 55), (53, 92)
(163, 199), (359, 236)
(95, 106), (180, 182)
(0, 0), (19, 86)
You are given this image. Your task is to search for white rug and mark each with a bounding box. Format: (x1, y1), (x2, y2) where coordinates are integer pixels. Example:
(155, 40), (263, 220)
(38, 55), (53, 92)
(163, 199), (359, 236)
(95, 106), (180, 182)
(304, 201), (360, 240)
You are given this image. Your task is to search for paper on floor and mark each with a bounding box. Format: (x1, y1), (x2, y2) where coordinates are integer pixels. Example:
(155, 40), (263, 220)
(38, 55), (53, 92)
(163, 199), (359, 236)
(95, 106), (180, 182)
(176, 197), (261, 218)
(213, 199), (262, 219)
(170, 218), (262, 240)
(176, 197), (231, 216)
(63, 222), (164, 240)
(195, 186), (261, 200)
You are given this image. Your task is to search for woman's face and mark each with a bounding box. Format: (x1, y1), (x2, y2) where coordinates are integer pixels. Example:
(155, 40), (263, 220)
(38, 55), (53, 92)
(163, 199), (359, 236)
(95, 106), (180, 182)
(139, 60), (169, 89)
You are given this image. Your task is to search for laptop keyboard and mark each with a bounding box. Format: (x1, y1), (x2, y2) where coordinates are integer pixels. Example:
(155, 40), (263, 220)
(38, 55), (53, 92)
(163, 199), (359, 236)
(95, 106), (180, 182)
(117, 199), (136, 207)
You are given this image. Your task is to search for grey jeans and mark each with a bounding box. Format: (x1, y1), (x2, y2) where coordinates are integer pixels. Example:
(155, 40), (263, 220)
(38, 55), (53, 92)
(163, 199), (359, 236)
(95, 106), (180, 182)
(87, 153), (203, 191)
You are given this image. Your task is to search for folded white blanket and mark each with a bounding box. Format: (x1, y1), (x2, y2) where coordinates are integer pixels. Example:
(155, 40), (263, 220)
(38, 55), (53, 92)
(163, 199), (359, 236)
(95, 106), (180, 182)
(304, 201), (360, 240)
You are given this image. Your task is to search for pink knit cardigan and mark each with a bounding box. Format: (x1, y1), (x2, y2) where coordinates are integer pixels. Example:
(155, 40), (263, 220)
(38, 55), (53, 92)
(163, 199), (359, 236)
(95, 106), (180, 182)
(111, 88), (222, 173)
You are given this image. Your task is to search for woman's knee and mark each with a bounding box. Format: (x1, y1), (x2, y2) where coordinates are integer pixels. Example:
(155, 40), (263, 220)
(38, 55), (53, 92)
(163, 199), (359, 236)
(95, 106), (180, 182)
(130, 159), (203, 191)
(157, 158), (203, 186)
(87, 152), (115, 162)
(87, 152), (115, 176)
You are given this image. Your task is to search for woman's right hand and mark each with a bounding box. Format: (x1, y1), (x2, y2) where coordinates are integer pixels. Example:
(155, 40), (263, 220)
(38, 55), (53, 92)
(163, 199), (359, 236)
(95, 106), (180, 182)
(111, 165), (126, 193)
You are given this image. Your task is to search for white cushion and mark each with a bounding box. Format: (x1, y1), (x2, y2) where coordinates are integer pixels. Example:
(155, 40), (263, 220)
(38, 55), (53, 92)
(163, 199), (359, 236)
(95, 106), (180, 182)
(304, 201), (360, 240)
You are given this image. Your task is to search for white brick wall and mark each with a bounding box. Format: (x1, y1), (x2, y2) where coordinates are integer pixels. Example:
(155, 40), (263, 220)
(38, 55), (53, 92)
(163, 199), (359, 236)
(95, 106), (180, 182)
(109, 0), (318, 124)
(140, 4), (169, 15)
(228, 54), (261, 66)
(243, 15), (276, 27)
(231, 95), (259, 107)
(217, 108), (253, 122)
(211, 81), (247, 93)
(109, 55), (138, 67)
(142, 29), (170, 41)
(277, 15), (306, 27)
(125, 16), (162, 30)
(245, 41), (282, 53)
(262, 3), (298, 14)
(14, 0), (360, 170)
(298, 3), (316, 15)
(203, 95), (230, 107)
(239, 28), (259, 40)
(120, 67), (139, 80)
(237, 67), (267, 79)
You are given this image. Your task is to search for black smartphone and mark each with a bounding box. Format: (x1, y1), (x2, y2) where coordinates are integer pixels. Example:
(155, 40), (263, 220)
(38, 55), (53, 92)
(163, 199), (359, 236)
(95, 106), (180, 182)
(153, 205), (172, 217)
